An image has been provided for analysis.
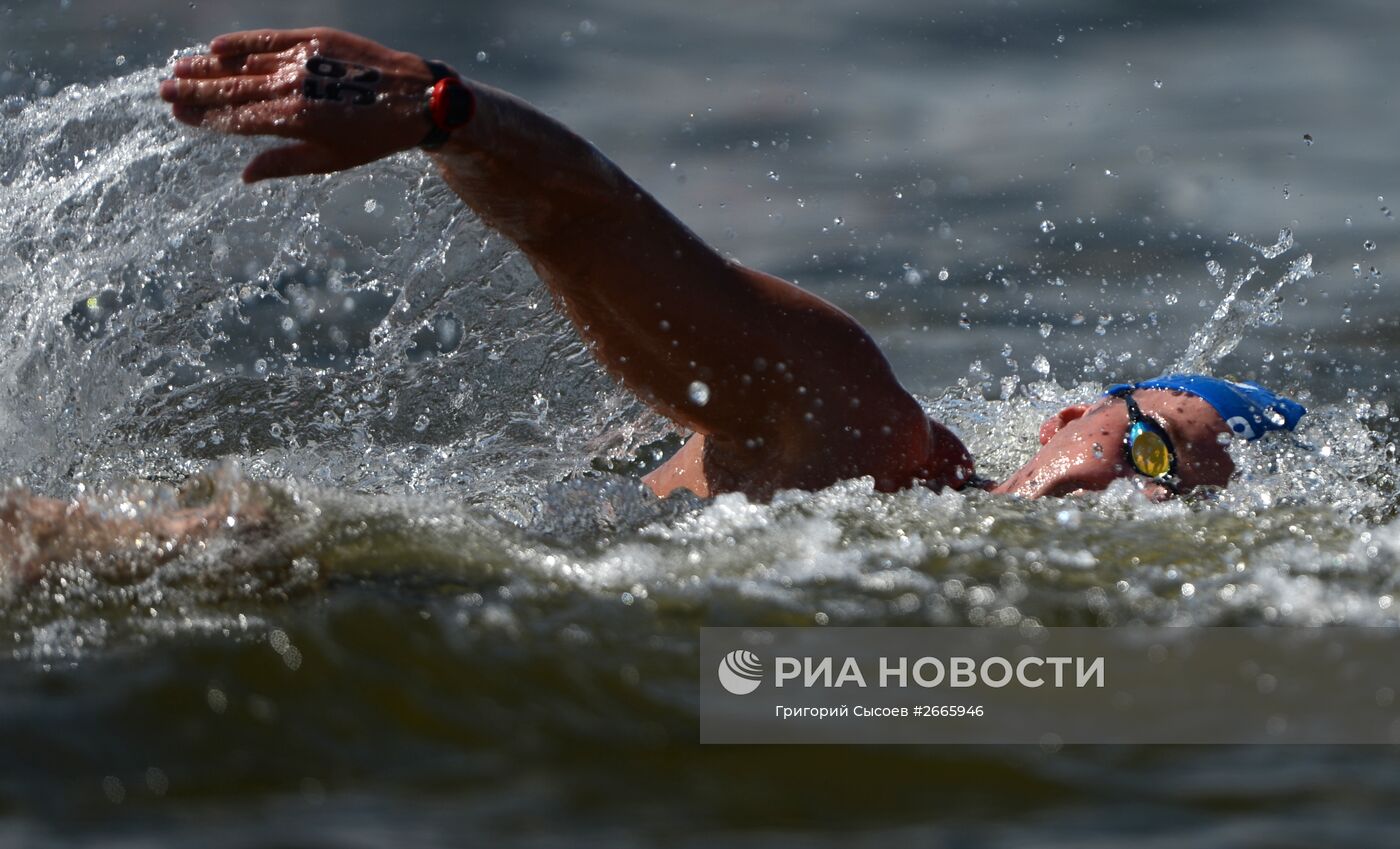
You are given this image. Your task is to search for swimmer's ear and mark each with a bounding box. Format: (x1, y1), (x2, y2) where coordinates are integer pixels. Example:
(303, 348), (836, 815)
(1039, 404), (1091, 445)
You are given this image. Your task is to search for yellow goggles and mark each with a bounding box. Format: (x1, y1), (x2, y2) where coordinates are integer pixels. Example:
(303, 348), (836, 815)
(1109, 388), (1179, 490)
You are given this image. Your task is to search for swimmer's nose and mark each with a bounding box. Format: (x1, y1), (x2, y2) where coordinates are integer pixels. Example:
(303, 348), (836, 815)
(994, 451), (1117, 497)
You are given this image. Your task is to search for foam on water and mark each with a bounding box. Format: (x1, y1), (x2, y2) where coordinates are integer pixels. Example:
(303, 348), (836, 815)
(1, 63), (1398, 666)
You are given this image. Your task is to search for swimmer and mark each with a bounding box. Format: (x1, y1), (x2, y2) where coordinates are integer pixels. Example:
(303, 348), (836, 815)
(161, 27), (1301, 500)
(1, 28), (1309, 579)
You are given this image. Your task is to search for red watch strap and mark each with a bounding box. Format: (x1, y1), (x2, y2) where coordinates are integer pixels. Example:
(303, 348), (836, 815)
(429, 78), (457, 131)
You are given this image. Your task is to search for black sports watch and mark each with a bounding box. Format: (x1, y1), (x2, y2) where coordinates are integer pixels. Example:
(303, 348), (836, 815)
(420, 60), (475, 149)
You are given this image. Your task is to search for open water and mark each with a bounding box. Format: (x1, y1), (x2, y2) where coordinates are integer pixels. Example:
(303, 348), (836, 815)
(2, 0), (1399, 845)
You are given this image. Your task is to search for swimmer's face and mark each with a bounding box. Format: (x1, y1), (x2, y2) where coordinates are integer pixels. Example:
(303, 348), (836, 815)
(993, 389), (1235, 498)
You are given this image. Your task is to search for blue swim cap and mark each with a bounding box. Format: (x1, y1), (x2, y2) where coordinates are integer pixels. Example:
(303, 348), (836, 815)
(1104, 373), (1306, 441)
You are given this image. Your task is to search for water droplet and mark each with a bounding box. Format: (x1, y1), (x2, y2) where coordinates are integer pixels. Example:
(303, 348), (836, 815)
(476, 51), (489, 63)
(1152, 79), (1163, 89)
(363, 199), (378, 214)
(937, 267), (950, 281)
(1206, 259), (1223, 277)
(1039, 323), (1053, 338)
(1365, 240), (1377, 251)
(414, 414), (430, 432)
(253, 358), (268, 375)
(903, 267), (923, 284)
(1039, 220), (1056, 233)
(1032, 354), (1050, 375)
(1073, 241), (1083, 252)
(1303, 133), (1313, 145)
(1056, 34), (1065, 43)
(688, 381), (711, 406)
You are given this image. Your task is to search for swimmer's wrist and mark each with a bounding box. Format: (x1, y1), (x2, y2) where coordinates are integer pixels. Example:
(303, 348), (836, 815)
(419, 60), (475, 150)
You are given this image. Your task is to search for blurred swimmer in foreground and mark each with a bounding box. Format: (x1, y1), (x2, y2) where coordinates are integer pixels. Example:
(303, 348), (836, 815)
(1, 28), (1305, 577)
(0, 470), (267, 584)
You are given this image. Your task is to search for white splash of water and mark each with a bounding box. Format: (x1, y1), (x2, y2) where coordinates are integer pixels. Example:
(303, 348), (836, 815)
(0, 66), (662, 504)
(1173, 230), (1314, 372)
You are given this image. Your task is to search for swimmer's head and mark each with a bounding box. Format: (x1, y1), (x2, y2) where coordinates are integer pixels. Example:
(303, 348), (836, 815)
(993, 374), (1306, 498)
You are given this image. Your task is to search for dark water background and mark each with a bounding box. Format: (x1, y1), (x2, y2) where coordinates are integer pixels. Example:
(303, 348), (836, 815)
(3, 1), (1400, 846)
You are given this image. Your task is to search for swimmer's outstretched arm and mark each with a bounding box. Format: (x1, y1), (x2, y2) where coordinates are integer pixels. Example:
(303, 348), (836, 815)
(162, 29), (966, 492)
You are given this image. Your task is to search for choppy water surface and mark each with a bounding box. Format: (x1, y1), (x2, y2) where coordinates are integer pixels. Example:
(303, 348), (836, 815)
(3, 1), (1400, 845)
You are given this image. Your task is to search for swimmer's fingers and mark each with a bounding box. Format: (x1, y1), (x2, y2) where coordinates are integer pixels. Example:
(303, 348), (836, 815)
(160, 75), (297, 108)
(170, 100), (306, 138)
(208, 28), (324, 57)
(172, 51), (287, 79)
(242, 142), (373, 183)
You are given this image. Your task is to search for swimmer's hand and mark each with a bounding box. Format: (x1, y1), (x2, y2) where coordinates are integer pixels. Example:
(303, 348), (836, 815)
(160, 28), (437, 183)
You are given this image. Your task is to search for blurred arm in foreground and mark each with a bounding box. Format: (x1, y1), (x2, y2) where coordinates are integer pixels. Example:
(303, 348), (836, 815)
(0, 473), (268, 585)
